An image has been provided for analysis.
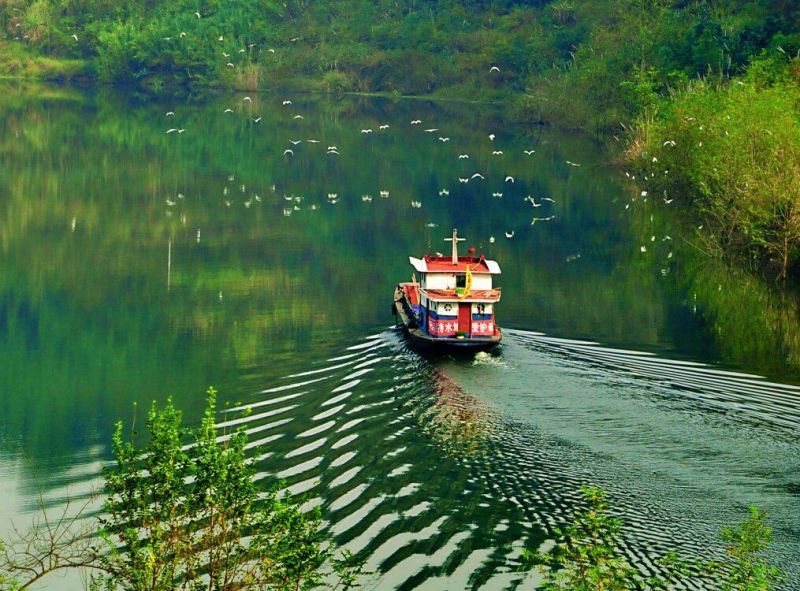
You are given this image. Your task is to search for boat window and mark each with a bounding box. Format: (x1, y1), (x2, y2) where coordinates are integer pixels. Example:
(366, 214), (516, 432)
(456, 274), (466, 288)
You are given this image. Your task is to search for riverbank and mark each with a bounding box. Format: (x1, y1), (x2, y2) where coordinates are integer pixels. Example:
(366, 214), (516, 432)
(0, 41), (90, 82)
(624, 54), (800, 279)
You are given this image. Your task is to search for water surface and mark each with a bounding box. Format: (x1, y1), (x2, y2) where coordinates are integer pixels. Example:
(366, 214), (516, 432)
(0, 82), (798, 589)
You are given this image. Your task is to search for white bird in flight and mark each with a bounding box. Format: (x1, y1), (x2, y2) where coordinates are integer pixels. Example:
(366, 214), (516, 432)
(410, 120), (422, 125)
(283, 149), (294, 156)
(490, 66), (501, 73)
(505, 230), (514, 238)
(524, 149), (535, 155)
(505, 176), (514, 183)
(470, 173), (485, 180)
(458, 154), (469, 159)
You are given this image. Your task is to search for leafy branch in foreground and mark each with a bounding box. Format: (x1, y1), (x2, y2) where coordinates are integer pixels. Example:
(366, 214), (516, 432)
(524, 486), (784, 591)
(94, 386), (360, 591)
(522, 486), (660, 590)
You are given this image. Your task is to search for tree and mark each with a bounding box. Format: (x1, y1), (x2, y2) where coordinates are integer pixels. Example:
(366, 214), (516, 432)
(95, 387), (359, 591)
(525, 486), (785, 591)
(523, 486), (660, 590)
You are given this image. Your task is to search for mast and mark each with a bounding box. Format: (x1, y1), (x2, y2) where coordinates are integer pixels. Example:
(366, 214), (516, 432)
(443, 228), (465, 265)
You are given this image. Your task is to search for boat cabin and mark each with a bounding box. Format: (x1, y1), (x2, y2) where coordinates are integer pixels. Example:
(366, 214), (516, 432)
(406, 230), (501, 340)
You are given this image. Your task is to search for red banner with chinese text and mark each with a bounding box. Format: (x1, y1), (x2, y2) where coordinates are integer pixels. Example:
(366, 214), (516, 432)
(470, 317), (495, 337)
(428, 317), (458, 337)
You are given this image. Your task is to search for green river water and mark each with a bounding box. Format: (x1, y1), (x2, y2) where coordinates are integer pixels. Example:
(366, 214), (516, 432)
(0, 82), (798, 589)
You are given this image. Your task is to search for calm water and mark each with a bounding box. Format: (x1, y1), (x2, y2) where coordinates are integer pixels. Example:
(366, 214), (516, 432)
(0, 82), (798, 589)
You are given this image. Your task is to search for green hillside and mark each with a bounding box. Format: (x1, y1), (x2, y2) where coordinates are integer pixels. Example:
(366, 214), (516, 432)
(0, 1), (797, 124)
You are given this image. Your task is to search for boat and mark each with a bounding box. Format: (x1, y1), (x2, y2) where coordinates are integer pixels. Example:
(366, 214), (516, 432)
(393, 229), (502, 350)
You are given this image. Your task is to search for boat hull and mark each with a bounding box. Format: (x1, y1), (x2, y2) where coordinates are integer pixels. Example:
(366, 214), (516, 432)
(393, 285), (501, 351)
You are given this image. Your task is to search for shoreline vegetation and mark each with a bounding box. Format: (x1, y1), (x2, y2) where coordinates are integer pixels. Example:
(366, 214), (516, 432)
(2, 1), (799, 275)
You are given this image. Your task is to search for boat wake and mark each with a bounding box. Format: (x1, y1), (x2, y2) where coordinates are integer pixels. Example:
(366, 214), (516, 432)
(34, 329), (800, 590)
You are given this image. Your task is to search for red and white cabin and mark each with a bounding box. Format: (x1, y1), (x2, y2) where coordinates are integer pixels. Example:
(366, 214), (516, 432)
(394, 229), (502, 348)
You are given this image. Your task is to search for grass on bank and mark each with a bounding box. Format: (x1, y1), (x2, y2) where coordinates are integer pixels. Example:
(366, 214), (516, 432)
(0, 40), (90, 81)
(626, 54), (800, 279)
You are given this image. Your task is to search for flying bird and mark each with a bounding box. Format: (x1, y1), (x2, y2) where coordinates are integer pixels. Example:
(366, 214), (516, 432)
(523, 149), (535, 155)
(283, 149), (294, 156)
(492, 150), (504, 155)
(470, 173), (485, 180)
(525, 195), (541, 207)
(489, 66), (501, 73)
(410, 119), (422, 125)
(505, 230), (514, 238)
(458, 154), (469, 159)
(505, 176), (514, 183)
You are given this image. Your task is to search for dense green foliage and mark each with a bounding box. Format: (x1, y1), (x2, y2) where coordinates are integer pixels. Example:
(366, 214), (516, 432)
(526, 486), (784, 590)
(1, 1), (798, 129)
(95, 387), (358, 590)
(627, 54), (800, 277)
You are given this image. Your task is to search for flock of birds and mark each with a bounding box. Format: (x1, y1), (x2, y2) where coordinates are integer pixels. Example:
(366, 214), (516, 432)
(160, 90), (679, 272)
(162, 91), (570, 244)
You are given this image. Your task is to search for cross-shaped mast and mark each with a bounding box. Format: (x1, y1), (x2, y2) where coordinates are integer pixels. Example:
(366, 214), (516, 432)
(443, 228), (465, 264)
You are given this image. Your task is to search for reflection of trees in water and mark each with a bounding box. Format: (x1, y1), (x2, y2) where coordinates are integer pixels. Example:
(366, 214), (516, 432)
(417, 367), (493, 458)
